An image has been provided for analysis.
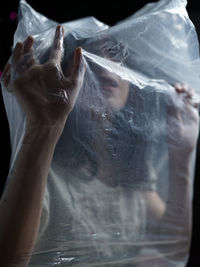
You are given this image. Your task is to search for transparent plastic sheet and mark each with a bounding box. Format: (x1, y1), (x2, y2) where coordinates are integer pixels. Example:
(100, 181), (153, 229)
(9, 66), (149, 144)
(1, 0), (200, 266)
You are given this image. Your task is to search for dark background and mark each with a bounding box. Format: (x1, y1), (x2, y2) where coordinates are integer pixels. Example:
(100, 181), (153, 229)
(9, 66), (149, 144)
(0, 1), (200, 266)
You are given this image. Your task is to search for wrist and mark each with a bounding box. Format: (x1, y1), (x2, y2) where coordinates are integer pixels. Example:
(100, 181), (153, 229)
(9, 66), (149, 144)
(24, 119), (66, 144)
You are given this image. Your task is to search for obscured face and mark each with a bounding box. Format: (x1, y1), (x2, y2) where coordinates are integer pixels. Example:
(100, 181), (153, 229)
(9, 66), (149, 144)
(85, 37), (130, 111)
(95, 65), (130, 111)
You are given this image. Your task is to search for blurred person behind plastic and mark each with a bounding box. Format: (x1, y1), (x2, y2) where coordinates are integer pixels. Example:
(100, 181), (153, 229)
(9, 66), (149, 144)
(0, 0), (200, 266)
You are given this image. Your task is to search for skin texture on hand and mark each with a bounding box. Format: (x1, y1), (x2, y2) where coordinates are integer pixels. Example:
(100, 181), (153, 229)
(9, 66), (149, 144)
(2, 25), (86, 130)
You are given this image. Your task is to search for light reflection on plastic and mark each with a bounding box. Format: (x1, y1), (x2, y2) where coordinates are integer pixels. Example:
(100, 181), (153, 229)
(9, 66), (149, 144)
(54, 252), (75, 264)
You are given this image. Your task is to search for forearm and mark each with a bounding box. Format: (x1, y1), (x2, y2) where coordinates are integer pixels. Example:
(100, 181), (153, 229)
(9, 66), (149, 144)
(164, 149), (195, 234)
(143, 151), (193, 222)
(0, 122), (63, 266)
(170, 152), (192, 204)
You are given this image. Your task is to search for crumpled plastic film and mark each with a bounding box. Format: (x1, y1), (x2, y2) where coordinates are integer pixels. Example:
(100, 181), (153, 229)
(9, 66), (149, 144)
(1, 0), (200, 266)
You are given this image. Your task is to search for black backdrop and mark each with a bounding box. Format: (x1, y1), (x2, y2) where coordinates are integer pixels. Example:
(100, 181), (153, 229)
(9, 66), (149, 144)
(0, 1), (200, 266)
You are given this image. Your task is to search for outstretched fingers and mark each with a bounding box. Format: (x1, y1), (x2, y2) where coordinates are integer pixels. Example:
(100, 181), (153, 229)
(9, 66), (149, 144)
(71, 47), (87, 88)
(20, 36), (36, 72)
(23, 36), (34, 53)
(2, 36), (36, 92)
(49, 25), (64, 65)
(1, 43), (23, 91)
(13, 36), (36, 77)
(11, 36), (34, 65)
(12, 42), (24, 64)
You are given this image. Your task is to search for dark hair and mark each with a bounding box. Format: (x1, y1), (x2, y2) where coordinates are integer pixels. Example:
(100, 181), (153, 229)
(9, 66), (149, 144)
(47, 33), (150, 188)
(52, 80), (151, 189)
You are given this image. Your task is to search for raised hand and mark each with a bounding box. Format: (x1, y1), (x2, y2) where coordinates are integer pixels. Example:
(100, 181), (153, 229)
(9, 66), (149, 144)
(167, 83), (199, 153)
(1, 25), (86, 130)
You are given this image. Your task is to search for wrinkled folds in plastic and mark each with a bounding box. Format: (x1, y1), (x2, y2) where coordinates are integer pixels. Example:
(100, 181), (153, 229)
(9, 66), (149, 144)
(1, 0), (200, 266)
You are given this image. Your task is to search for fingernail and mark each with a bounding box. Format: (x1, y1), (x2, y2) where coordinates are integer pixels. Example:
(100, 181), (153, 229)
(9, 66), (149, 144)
(77, 47), (83, 61)
(24, 36), (32, 47)
(57, 26), (63, 38)
(78, 47), (82, 53)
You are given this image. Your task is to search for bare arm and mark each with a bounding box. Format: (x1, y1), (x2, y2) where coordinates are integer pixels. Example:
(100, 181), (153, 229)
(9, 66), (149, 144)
(143, 85), (199, 222)
(0, 25), (86, 266)
(166, 85), (199, 227)
(0, 123), (61, 266)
